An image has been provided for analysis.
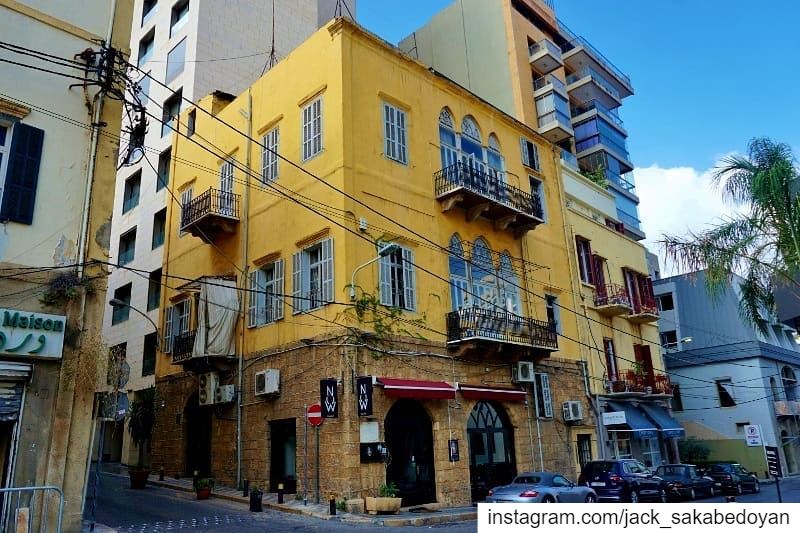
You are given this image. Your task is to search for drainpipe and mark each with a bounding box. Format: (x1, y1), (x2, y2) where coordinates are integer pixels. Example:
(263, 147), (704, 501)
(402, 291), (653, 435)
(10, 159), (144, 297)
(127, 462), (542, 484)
(529, 380), (544, 471)
(236, 90), (253, 488)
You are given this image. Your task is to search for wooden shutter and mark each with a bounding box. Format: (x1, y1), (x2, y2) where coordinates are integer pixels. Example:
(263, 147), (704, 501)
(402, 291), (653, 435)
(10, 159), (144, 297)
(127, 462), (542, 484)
(321, 238), (334, 304)
(247, 271), (258, 328)
(292, 251), (303, 314)
(379, 253), (392, 306)
(520, 137), (530, 167)
(592, 254), (606, 290)
(163, 305), (174, 353)
(0, 123), (44, 224)
(402, 247), (416, 311)
(272, 258), (284, 321)
(539, 373), (553, 418)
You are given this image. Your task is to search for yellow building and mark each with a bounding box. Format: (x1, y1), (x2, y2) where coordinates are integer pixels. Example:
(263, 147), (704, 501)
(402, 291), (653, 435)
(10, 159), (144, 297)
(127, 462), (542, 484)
(152, 17), (603, 505)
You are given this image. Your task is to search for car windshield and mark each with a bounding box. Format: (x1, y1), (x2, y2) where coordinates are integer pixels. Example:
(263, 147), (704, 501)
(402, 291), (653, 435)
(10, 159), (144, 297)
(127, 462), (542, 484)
(513, 476), (542, 484)
(583, 462), (618, 476)
(711, 465), (732, 473)
(656, 466), (685, 476)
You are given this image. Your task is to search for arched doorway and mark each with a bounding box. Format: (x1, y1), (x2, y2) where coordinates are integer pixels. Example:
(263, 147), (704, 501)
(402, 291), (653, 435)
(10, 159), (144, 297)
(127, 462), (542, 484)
(467, 401), (516, 502)
(184, 392), (212, 477)
(384, 399), (436, 505)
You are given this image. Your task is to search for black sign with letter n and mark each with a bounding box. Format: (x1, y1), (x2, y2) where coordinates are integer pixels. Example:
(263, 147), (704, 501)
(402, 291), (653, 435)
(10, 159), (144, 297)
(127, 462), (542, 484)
(320, 378), (338, 418)
(356, 376), (373, 417)
(765, 445), (783, 478)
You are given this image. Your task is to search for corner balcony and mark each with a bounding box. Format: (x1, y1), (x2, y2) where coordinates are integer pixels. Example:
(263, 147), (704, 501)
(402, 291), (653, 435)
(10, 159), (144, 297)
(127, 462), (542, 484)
(528, 38), (563, 75)
(171, 330), (197, 364)
(434, 162), (544, 234)
(558, 22), (634, 98)
(180, 188), (241, 243)
(172, 328), (236, 371)
(566, 67), (622, 110)
(592, 283), (632, 317)
(533, 73), (568, 98)
(603, 372), (672, 397)
(571, 99), (626, 135)
(446, 307), (558, 358)
(774, 400), (800, 417)
(576, 133), (634, 174)
(537, 109), (573, 144)
(627, 296), (659, 324)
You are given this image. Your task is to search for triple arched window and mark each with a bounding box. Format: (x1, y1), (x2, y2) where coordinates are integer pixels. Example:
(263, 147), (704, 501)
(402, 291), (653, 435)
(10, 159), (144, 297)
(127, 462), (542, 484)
(448, 234), (521, 313)
(438, 108), (505, 182)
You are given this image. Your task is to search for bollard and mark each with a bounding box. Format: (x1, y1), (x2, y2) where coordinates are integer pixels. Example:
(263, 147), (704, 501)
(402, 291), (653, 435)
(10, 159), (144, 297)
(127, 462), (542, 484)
(192, 470), (199, 489)
(158, 466), (165, 481)
(249, 487), (263, 512)
(242, 479), (249, 497)
(278, 483), (284, 504)
(329, 493), (337, 516)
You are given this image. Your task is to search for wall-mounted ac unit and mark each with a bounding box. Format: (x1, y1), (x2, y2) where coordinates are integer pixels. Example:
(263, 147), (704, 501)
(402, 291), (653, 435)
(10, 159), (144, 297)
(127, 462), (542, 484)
(563, 400), (584, 422)
(512, 361), (535, 383)
(255, 369), (280, 396)
(198, 372), (219, 406)
(215, 384), (236, 404)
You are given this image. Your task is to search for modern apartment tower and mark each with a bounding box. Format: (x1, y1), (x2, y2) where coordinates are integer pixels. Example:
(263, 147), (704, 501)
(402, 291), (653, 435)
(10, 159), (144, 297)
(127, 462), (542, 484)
(101, 0), (354, 466)
(399, 0), (643, 241)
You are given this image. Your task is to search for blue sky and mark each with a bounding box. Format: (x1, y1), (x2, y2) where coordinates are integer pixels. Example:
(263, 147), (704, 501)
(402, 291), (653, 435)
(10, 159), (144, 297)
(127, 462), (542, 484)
(358, 0), (800, 170)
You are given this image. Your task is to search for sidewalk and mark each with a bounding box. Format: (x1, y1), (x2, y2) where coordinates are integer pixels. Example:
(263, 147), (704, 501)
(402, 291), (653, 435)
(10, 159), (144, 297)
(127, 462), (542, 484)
(98, 464), (477, 527)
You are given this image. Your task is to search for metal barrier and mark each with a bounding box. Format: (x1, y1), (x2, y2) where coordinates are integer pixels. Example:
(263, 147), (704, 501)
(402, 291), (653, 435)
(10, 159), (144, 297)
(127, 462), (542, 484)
(0, 486), (64, 533)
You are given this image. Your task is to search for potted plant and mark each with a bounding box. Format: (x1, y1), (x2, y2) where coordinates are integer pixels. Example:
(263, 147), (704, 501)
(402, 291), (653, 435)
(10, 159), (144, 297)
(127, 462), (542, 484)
(195, 478), (215, 500)
(365, 482), (402, 515)
(127, 387), (156, 489)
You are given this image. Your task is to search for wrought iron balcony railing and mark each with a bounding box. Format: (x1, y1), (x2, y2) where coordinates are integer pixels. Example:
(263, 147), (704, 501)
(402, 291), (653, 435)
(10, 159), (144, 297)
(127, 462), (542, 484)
(434, 162), (544, 221)
(594, 283), (632, 308)
(605, 372), (672, 395)
(180, 188), (241, 231)
(446, 307), (558, 350)
(172, 329), (196, 364)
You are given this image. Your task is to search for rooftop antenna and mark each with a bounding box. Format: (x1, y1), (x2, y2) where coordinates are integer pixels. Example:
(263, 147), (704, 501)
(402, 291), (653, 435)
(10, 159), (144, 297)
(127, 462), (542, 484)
(261, 0), (278, 76)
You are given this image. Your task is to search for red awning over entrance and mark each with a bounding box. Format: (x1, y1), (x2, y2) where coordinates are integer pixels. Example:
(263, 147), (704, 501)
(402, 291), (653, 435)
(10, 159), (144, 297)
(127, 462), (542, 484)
(377, 378), (456, 399)
(459, 384), (527, 402)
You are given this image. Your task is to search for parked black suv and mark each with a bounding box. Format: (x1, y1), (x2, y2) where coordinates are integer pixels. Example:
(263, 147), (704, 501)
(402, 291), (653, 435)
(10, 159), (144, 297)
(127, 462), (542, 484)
(578, 460), (668, 503)
(707, 463), (760, 495)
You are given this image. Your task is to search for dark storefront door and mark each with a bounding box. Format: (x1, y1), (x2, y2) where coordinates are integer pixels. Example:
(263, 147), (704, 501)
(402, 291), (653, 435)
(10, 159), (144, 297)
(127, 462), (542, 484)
(385, 399), (436, 506)
(269, 419), (297, 493)
(184, 393), (212, 477)
(467, 401), (516, 502)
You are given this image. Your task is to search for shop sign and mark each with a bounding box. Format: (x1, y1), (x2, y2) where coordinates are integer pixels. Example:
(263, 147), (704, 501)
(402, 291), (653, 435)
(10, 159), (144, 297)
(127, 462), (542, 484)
(357, 376), (373, 416)
(0, 308), (66, 360)
(602, 410), (626, 425)
(320, 378), (338, 418)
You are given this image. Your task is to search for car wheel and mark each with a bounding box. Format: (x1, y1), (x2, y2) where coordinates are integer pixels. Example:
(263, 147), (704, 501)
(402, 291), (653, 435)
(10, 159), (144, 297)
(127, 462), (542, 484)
(708, 486), (716, 498)
(689, 488), (696, 501)
(585, 493), (597, 503)
(629, 489), (639, 503)
(736, 483), (743, 496)
(542, 495), (555, 503)
(753, 481), (760, 494)
(659, 489), (668, 503)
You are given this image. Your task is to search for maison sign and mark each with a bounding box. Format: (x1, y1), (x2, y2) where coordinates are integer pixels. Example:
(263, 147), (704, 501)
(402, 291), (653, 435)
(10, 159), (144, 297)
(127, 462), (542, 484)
(0, 308), (66, 360)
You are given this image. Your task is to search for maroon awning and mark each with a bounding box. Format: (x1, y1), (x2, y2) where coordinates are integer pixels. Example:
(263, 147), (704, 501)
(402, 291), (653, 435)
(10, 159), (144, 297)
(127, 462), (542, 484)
(377, 377), (456, 399)
(459, 384), (527, 402)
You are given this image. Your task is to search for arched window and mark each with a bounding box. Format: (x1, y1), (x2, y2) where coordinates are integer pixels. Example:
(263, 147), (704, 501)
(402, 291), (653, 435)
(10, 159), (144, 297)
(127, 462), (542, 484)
(470, 238), (498, 308)
(487, 133), (504, 179)
(449, 235), (470, 310)
(782, 366), (798, 401)
(498, 252), (521, 313)
(439, 108), (458, 168)
(460, 116), (485, 173)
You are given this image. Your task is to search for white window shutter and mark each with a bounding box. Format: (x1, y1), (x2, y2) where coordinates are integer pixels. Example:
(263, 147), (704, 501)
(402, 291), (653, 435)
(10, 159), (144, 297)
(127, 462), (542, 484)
(321, 238), (334, 304)
(379, 254), (392, 306)
(163, 305), (174, 352)
(292, 252), (303, 314)
(520, 137), (530, 167)
(273, 258), (284, 321)
(398, 109), (407, 163)
(402, 247), (416, 311)
(256, 269), (267, 325)
(384, 103), (393, 160)
(540, 373), (553, 418)
(247, 271), (258, 328)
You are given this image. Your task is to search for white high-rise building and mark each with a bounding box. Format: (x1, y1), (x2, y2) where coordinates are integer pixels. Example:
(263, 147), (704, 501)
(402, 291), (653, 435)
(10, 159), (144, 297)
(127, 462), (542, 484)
(100, 0), (355, 466)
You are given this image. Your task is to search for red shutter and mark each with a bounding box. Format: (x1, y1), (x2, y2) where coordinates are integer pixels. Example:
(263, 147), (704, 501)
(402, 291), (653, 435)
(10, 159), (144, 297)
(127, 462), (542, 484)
(592, 255), (606, 290)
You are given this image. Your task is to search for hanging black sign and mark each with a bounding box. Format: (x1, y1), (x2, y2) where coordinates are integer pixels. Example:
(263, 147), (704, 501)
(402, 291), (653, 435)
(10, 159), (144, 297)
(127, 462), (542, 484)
(448, 439), (460, 462)
(320, 378), (338, 418)
(357, 376), (373, 417)
(765, 445), (783, 478)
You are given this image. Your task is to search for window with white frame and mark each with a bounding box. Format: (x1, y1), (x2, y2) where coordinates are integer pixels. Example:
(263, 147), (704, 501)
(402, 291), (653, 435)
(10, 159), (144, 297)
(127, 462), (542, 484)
(379, 245), (415, 310)
(534, 372), (553, 418)
(292, 238), (333, 312)
(163, 298), (191, 352)
(448, 235), (470, 310)
(545, 294), (561, 333)
(301, 97), (322, 161)
(0, 122), (13, 204)
(498, 253), (520, 313)
(520, 137), (540, 170)
(383, 102), (407, 164)
(248, 259), (285, 327)
(261, 127), (279, 182)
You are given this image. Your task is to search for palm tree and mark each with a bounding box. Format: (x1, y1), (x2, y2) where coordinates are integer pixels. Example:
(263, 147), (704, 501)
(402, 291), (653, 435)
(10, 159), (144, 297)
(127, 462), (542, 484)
(660, 138), (800, 333)
(127, 387), (156, 468)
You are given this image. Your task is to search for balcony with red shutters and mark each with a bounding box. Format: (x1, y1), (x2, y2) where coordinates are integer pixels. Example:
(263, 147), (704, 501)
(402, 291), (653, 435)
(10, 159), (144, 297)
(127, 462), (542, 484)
(604, 370), (672, 398)
(628, 294), (659, 323)
(592, 283), (632, 317)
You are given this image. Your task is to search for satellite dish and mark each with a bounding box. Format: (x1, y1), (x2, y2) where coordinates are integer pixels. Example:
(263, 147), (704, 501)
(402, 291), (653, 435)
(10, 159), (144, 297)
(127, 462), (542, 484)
(123, 147), (144, 166)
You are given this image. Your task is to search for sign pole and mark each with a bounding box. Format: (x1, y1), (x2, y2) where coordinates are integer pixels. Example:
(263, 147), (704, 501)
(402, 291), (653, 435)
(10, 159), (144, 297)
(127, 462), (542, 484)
(775, 475), (783, 503)
(303, 404), (308, 506)
(315, 426), (320, 504)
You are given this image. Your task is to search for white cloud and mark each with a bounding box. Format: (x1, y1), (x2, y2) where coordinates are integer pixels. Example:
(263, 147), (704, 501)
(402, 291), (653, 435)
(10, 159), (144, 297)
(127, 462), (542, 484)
(635, 160), (745, 275)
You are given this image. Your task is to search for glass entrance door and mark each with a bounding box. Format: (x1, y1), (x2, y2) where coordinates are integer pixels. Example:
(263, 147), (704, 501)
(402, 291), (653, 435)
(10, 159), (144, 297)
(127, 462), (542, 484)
(467, 401), (516, 502)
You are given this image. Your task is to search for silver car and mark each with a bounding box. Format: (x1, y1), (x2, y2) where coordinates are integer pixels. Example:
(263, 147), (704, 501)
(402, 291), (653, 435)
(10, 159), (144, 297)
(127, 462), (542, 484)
(486, 472), (597, 503)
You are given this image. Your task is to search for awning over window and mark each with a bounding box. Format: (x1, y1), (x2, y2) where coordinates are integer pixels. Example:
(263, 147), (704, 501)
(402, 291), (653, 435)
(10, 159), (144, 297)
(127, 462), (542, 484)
(605, 401), (658, 439)
(377, 378), (456, 399)
(640, 403), (685, 438)
(459, 384), (526, 402)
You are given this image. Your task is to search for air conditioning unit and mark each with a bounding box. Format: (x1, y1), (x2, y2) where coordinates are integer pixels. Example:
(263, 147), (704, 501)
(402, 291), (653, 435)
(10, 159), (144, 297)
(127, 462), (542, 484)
(512, 361), (535, 383)
(255, 369), (280, 396)
(563, 400), (584, 422)
(215, 384), (236, 404)
(198, 372), (219, 406)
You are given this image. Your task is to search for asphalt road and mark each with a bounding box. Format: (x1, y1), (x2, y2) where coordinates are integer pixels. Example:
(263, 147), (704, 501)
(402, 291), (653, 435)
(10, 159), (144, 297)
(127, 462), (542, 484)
(679, 475), (800, 503)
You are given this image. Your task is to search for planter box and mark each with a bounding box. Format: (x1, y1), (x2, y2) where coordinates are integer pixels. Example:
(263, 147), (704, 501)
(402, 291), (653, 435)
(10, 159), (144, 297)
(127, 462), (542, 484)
(129, 469), (150, 490)
(364, 496), (402, 515)
(345, 498), (365, 514)
(196, 487), (212, 500)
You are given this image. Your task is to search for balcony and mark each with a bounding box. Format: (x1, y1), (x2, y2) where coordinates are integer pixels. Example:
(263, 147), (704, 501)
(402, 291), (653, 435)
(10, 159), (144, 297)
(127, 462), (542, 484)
(774, 400), (800, 417)
(575, 131), (633, 174)
(558, 21), (633, 98)
(171, 330), (196, 364)
(528, 38), (563, 74)
(180, 188), (241, 243)
(533, 73), (567, 98)
(627, 296), (659, 324)
(560, 149), (579, 171)
(604, 371), (672, 397)
(566, 67), (622, 110)
(593, 284), (632, 317)
(446, 307), (558, 356)
(434, 162), (544, 233)
(571, 99), (626, 134)
(537, 109), (573, 143)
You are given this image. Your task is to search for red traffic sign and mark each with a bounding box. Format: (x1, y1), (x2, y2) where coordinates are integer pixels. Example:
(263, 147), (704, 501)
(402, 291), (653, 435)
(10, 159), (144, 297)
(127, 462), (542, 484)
(307, 403), (323, 427)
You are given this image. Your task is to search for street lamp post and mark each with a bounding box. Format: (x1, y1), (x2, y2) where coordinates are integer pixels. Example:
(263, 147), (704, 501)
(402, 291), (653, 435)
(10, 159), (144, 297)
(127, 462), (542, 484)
(109, 298), (159, 347)
(349, 243), (401, 301)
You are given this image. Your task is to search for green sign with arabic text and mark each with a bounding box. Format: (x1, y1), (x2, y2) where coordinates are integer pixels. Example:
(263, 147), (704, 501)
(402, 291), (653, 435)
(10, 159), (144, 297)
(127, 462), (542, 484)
(0, 309), (66, 359)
